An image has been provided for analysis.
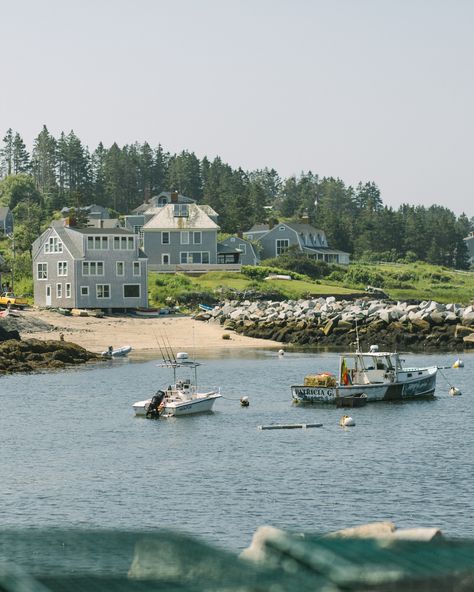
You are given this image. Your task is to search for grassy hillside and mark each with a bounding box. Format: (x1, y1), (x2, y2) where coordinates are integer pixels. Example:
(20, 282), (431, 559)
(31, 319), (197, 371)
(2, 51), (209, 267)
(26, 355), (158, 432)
(329, 262), (473, 304)
(149, 262), (473, 307)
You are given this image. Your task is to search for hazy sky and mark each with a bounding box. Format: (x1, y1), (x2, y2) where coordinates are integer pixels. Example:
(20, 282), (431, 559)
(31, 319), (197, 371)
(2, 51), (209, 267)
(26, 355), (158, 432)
(1, 0), (473, 217)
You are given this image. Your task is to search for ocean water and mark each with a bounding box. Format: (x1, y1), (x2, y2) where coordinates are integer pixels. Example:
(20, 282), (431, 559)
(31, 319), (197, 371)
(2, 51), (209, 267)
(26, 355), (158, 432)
(1, 348), (473, 551)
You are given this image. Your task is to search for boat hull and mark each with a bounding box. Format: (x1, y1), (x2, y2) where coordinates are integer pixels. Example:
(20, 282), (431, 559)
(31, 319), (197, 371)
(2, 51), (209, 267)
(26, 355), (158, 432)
(291, 371), (437, 404)
(133, 393), (221, 417)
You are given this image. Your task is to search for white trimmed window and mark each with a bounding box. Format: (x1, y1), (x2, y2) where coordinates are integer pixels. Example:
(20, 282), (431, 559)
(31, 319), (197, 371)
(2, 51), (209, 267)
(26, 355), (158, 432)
(56, 283), (62, 298)
(37, 263), (48, 280)
(238, 243), (247, 254)
(123, 284), (140, 298)
(96, 284), (110, 299)
(80, 286), (89, 296)
(57, 261), (68, 276)
(173, 204), (189, 217)
(162, 254), (170, 264)
(116, 261), (125, 276)
(87, 236), (109, 250)
(113, 236), (135, 250)
(82, 261), (104, 276)
(162, 231), (170, 244)
(65, 283), (71, 298)
(193, 231), (202, 245)
(181, 231), (190, 245)
(133, 261), (141, 276)
(179, 251), (210, 264)
(276, 239), (289, 255)
(44, 236), (63, 253)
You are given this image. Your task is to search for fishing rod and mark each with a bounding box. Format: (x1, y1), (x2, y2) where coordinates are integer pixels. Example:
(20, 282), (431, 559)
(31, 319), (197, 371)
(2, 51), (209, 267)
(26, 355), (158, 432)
(161, 332), (176, 365)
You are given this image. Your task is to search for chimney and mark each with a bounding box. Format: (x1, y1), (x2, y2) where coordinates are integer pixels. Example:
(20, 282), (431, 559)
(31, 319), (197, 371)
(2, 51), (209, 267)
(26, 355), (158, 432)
(171, 191), (179, 203)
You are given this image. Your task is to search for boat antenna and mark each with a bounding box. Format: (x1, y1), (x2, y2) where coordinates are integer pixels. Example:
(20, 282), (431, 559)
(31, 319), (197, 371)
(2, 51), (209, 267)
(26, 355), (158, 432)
(355, 319), (361, 353)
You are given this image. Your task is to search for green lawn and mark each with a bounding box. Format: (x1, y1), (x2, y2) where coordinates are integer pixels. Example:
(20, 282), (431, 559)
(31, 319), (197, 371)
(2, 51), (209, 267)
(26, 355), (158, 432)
(149, 263), (473, 307)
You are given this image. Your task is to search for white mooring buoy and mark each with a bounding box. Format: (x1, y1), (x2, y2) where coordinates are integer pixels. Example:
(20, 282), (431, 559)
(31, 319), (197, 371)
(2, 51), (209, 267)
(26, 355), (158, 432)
(278, 349), (285, 356)
(240, 396), (250, 407)
(340, 415), (356, 427)
(449, 386), (462, 396)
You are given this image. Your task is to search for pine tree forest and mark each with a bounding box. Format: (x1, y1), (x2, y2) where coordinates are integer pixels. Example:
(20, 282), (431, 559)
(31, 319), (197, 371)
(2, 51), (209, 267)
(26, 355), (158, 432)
(0, 126), (472, 279)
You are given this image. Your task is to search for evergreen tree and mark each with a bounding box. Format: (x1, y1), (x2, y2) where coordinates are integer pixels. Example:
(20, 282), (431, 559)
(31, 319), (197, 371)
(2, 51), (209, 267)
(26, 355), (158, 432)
(0, 128), (14, 177)
(31, 125), (58, 211)
(167, 151), (202, 199)
(12, 132), (31, 174)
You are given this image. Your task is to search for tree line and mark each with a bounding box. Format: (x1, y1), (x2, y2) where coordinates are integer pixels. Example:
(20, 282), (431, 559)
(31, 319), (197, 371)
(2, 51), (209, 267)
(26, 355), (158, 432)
(0, 126), (472, 270)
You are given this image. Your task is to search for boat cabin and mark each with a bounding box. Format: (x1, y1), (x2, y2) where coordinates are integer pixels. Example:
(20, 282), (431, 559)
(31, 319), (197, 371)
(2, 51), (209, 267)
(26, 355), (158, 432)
(340, 349), (402, 385)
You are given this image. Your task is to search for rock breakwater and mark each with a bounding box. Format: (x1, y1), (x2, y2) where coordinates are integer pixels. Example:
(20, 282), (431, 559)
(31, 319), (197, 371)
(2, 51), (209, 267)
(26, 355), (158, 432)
(207, 297), (474, 351)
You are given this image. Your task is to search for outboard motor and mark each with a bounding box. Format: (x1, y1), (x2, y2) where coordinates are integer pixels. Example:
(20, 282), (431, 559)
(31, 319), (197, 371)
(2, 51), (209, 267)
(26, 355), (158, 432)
(146, 390), (166, 419)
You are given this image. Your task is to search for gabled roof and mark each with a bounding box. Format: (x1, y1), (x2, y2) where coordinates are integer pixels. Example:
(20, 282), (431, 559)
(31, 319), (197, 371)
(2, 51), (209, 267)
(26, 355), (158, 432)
(284, 222), (326, 235)
(143, 203), (219, 230)
(245, 224), (270, 233)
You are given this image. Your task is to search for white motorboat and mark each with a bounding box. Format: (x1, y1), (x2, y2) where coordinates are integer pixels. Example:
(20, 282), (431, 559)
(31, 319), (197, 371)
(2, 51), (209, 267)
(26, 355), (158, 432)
(102, 345), (132, 357)
(133, 352), (221, 418)
(291, 345), (438, 404)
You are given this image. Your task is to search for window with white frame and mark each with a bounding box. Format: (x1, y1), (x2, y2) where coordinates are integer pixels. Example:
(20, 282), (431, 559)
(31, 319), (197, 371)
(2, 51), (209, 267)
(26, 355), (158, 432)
(80, 286), (89, 296)
(133, 261), (140, 276)
(238, 243), (247, 254)
(276, 239), (289, 255)
(44, 236), (63, 253)
(96, 284), (110, 299)
(162, 231), (170, 244)
(181, 231), (190, 245)
(65, 283), (71, 298)
(173, 204), (189, 217)
(161, 253), (170, 264)
(37, 263), (48, 279)
(113, 236), (135, 250)
(123, 284), (140, 298)
(56, 283), (62, 298)
(87, 236), (109, 250)
(116, 261), (125, 276)
(179, 251), (210, 264)
(193, 231), (202, 245)
(82, 261), (104, 276)
(57, 261), (68, 276)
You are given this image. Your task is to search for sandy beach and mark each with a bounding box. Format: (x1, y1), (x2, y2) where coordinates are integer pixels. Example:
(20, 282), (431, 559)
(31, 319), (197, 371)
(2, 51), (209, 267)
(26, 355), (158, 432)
(18, 308), (281, 355)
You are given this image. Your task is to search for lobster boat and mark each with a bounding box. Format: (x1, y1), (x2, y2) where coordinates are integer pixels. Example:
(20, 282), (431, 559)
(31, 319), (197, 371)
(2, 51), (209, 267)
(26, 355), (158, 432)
(291, 345), (437, 404)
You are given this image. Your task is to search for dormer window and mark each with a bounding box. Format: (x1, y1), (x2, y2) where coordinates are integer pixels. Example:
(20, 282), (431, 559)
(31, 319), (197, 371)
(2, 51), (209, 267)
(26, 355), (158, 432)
(174, 204), (189, 217)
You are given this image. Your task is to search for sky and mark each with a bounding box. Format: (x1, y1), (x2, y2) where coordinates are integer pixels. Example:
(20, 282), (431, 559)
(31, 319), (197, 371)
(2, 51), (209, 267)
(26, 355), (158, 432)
(1, 0), (473, 217)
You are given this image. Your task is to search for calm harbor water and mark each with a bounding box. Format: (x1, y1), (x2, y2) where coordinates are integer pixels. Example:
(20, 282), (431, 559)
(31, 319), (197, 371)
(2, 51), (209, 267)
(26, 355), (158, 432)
(1, 349), (473, 551)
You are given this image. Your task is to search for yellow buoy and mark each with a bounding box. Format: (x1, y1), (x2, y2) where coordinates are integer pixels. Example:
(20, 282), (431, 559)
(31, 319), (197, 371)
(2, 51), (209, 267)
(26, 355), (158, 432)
(452, 359), (464, 368)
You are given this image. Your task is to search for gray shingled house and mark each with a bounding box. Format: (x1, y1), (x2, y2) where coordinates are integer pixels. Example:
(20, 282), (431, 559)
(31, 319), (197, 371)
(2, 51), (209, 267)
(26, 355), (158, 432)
(217, 236), (259, 265)
(243, 222), (350, 264)
(32, 221), (148, 310)
(143, 202), (222, 271)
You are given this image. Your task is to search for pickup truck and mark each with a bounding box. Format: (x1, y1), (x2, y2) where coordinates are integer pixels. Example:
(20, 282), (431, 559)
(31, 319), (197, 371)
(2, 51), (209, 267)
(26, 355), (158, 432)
(0, 292), (28, 309)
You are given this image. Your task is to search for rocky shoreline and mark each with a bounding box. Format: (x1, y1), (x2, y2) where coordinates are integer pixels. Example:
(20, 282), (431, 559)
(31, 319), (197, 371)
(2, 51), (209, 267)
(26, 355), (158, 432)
(0, 322), (102, 374)
(205, 297), (474, 351)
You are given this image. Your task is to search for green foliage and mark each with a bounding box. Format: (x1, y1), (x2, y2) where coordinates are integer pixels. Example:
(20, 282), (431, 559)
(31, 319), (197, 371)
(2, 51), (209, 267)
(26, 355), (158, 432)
(261, 252), (332, 279)
(241, 265), (308, 282)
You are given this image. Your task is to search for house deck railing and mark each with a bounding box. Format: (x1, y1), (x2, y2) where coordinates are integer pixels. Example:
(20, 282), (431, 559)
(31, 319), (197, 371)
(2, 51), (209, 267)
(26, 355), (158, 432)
(148, 263), (242, 274)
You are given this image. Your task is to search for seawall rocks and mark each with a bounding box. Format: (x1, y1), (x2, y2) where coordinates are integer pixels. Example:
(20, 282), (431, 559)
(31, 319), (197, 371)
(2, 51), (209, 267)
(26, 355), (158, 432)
(209, 298), (474, 351)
